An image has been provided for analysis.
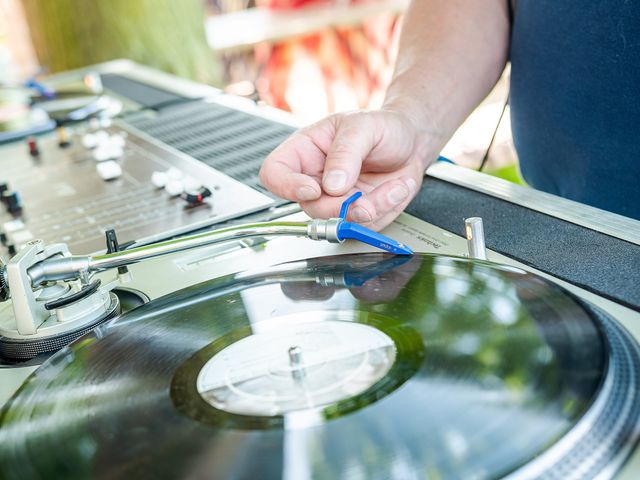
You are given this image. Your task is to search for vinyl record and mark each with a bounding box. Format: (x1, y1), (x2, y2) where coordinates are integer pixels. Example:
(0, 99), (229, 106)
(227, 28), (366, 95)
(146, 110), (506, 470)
(1, 253), (639, 480)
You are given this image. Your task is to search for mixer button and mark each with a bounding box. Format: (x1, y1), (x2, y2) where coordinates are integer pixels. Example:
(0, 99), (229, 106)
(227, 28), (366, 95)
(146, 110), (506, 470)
(7, 229), (33, 249)
(82, 133), (98, 149)
(1, 220), (25, 236)
(27, 137), (40, 157)
(3, 192), (22, 214)
(165, 179), (184, 197)
(94, 130), (111, 145)
(166, 167), (184, 181)
(151, 171), (168, 188)
(93, 144), (124, 162)
(57, 127), (71, 148)
(183, 186), (212, 206)
(110, 133), (126, 148)
(96, 161), (123, 181)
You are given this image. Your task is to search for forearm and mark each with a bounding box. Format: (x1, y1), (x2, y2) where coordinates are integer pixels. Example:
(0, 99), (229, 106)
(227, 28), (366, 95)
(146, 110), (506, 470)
(383, 0), (511, 164)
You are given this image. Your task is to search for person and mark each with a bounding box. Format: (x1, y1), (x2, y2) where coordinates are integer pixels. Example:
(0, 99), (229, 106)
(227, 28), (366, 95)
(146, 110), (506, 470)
(259, 0), (640, 229)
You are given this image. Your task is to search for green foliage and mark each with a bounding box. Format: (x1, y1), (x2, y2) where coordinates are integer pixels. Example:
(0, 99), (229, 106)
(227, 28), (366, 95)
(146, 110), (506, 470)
(22, 0), (220, 85)
(486, 163), (527, 186)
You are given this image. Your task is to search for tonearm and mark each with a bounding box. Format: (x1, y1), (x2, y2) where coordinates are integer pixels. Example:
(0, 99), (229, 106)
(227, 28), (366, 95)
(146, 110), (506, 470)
(0, 193), (412, 360)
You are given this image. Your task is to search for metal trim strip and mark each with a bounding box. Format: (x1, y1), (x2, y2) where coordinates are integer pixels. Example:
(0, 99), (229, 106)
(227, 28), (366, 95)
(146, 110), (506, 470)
(427, 162), (640, 246)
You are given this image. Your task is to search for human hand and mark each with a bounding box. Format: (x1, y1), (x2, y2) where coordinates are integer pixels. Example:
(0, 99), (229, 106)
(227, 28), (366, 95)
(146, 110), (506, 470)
(259, 109), (433, 231)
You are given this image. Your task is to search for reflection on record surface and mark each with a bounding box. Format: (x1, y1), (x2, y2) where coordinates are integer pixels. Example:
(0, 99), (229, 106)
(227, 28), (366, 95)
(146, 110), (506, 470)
(0, 253), (631, 480)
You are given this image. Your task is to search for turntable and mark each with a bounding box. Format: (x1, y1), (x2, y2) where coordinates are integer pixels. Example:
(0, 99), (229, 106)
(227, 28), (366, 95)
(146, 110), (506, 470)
(0, 61), (639, 480)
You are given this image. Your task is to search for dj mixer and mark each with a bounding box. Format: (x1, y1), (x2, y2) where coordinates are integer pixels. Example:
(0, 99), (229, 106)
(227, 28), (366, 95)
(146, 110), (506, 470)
(0, 63), (298, 256)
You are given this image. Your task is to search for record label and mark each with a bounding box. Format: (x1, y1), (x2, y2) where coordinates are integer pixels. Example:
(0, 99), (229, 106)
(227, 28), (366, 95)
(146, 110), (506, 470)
(196, 319), (396, 417)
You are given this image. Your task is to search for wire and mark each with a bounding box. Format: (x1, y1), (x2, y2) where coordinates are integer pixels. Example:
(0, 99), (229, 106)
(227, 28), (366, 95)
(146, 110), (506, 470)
(478, 92), (510, 172)
(480, 0), (514, 172)
(436, 155), (456, 165)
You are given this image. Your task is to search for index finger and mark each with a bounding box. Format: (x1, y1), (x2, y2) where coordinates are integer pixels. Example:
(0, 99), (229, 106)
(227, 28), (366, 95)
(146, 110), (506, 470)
(259, 125), (333, 202)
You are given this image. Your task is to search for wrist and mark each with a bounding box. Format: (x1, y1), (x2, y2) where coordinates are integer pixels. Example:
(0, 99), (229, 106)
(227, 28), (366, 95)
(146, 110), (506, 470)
(381, 97), (447, 171)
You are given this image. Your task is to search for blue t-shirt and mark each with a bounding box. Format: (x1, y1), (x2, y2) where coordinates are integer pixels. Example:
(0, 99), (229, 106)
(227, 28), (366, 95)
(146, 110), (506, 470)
(510, 1), (640, 220)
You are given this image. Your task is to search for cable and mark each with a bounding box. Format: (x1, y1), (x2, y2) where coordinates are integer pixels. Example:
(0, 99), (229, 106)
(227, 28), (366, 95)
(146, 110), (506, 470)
(480, 0), (515, 172)
(478, 92), (510, 172)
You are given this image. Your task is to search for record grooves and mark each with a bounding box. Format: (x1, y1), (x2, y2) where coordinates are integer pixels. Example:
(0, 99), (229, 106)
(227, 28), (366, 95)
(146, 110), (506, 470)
(0, 253), (639, 480)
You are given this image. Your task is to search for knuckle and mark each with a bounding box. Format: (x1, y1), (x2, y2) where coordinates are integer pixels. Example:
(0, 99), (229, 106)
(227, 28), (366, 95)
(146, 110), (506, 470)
(342, 111), (374, 133)
(297, 126), (319, 141)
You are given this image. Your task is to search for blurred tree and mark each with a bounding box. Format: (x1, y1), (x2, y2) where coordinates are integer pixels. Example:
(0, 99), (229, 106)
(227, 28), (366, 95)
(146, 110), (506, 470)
(21, 0), (220, 85)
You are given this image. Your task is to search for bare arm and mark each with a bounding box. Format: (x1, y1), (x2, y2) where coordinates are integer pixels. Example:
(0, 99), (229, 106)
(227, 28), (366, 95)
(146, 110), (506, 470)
(384, 0), (511, 164)
(260, 0), (511, 230)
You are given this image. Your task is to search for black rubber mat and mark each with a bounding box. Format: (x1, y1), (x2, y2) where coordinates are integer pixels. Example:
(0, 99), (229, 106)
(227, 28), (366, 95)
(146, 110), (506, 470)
(407, 177), (640, 311)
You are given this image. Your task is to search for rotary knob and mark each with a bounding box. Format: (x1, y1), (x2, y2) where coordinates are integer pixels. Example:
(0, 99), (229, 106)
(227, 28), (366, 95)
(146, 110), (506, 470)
(3, 191), (22, 214)
(183, 186), (212, 206)
(27, 136), (40, 158)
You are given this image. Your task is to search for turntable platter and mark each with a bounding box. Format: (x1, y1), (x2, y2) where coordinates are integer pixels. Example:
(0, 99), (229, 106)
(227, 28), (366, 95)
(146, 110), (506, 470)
(1, 254), (639, 479)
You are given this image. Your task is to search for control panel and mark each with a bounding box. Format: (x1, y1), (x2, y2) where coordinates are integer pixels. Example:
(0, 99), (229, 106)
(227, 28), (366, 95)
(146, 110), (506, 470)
(0, 122), (274, 255)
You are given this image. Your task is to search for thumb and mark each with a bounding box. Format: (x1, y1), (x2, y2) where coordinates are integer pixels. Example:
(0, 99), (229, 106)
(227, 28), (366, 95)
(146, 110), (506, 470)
(322, 113), (376, 196)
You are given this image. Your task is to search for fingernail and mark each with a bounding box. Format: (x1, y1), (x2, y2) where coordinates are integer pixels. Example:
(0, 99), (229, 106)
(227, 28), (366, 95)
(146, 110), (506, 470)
(404, 177), (417, 193)
(388, 184), (409, 205)
(323, 170), (347, 192)
(296, 185), (318, 201)
(351, 206), (372, 223)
